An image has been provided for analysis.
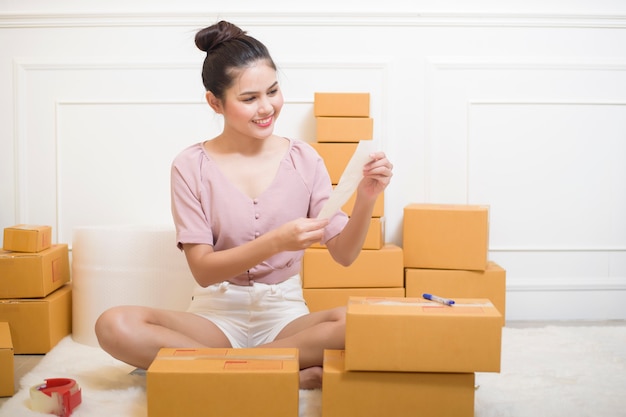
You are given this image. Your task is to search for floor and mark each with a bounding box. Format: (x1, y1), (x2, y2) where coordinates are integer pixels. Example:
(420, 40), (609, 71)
(2, 319), (624, 408)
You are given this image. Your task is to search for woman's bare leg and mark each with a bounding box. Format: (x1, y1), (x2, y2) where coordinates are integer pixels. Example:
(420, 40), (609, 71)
(95, 305), (231, 369)
(260, 306), (346, 389)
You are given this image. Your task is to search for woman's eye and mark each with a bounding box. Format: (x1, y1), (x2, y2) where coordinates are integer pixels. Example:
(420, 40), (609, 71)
(268, 89), (279, 96)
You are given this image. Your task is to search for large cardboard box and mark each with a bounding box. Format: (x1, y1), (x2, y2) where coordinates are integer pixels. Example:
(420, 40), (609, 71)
(309, 142), (357, 184)
(147, 348), (299, 417)
(302, 244), (404, 289)
(3, 225), (52, 253)
(323, 350), (475, 417)
(316, 117), (374, 142)
(303, 287), (405, 312)
(405, 262), (507, 323)
(0, 322), (14, 397)
(314, 92), (370, 117)
(342, 189), (384, 217)
(0, 244), (70, 299)
(311, 217), (384, 250)
(0, 284), (72, 354)
(345, 296), (502, 373)
(403, 204), (489, 271)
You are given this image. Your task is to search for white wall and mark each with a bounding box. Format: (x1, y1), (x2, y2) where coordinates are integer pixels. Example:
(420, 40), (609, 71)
(1, 0), (626, 321)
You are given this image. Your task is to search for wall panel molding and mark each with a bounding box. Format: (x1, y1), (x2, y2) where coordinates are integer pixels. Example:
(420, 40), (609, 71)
(2, 11), (626, 29)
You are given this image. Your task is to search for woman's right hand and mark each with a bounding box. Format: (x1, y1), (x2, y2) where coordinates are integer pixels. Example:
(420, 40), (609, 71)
(275, 217), (329, 251)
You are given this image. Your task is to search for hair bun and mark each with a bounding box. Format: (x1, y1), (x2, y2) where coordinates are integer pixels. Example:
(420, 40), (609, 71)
(195, 20), (246, 53)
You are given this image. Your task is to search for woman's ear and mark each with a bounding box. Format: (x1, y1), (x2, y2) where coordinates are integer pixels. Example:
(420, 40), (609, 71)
(206, 91), (223, 114)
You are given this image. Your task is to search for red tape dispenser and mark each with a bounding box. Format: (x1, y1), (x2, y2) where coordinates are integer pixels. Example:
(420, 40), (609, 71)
(30, 378), (82, 417)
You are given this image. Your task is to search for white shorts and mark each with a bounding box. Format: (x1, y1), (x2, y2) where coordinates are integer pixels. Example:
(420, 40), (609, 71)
(186, 274), (310, 348)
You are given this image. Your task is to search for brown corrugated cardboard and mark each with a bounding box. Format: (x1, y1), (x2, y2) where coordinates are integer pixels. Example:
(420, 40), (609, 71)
(3, 224), (52, 253)
(147, 348), (299, 417)
(0, 322), (14, 397)
(0, 244), (70, 299)
(314, 92), (370, 117)
(303, 287), (405, 312)
(403, 204), (490, 271)
(311, 217), (384, 250)
(302, 244), (404, 289)
(310, 142), (357, 184)
(345, 296), (502, 373)
(316, 117), (374, 142)
(0, 285), (72, 354)
(405, 262), (507, 323)
(323, 350), (475, 417)
(341, 189), (384, 217)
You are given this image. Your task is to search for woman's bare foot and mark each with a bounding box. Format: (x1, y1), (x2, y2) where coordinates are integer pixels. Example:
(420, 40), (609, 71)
(299, 366), (323, 390)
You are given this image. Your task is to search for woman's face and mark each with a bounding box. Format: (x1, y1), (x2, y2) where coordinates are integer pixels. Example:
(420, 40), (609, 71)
(219, 61), (284, 140)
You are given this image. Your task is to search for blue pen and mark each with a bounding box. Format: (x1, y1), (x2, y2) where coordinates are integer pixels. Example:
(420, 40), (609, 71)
(422, 293), (455, 306)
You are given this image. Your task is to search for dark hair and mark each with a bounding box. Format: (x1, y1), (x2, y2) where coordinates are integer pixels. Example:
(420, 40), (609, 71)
(195, 21), (277, 100)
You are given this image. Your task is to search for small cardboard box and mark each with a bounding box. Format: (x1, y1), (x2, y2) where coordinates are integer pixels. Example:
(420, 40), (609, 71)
(0, 284), (72, 354)
(147, 348), (299, 417)
(310, 142), (358, 184)
(0, 322), (14, 397)
(302, 244), (404, 289)
(316, 117), (374, 142)
(342, 189), (384, 217)
(345, 296), (502, 373)
(323, 350), (475, 417)
(403, 204), (490, 271)
(312, 217), (384, 250)
(0, 244), (70, 299)
(405, 261), (507, 323)
(3, 224), (52, 253)
(314, 92), (370, 117)
(303, 287), (405, 313)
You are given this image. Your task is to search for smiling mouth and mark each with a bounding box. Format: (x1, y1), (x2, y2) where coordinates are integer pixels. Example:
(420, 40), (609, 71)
(253, 116), (273, 127)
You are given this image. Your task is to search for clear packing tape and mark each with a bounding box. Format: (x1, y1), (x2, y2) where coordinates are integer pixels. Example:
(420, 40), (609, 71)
(30, 378), (82, 417)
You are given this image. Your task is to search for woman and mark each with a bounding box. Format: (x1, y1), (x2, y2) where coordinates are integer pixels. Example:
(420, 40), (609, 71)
(95, 20), (393, 389)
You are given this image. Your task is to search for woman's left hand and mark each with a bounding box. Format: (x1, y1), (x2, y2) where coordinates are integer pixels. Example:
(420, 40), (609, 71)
(358, 151), (393, 199)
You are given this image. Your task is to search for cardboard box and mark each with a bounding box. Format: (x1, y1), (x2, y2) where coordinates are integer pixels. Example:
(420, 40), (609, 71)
(0, 284), (72, 354)
(0, 322), (14, 397)
(3, 224), (52, 253)
(345, 296), (502, 373)
(147, 348), (299, 417)
(303, 287), (405, 312)
(316, 117), (374, 142)
(312, 217), (384, 250)
(342, 189), (384, 217)
(310, 142), (357, 184)
(0, 244), (70, 299)
(302, 244), (404, 289)
(403, 204), (490, 271)
(314, 92), (370, 117)
(405, 262), (507, 323)
(323, 350), (475, 417)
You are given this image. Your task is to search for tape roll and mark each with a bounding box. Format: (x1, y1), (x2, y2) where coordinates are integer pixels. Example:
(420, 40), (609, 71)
(30, 378), (82, 417)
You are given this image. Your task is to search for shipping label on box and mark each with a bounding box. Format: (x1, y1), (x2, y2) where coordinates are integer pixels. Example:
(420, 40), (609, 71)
(303, 244), (404, 289)
(0, 244), (70, 299)
(323, 350), (475, 417)
(0, 285), (72, 354)
(405, 261), (507, 323)
(0, 322), (14, 397)
(314, 92), (370, 117)
(345, 296), (502, 373)
(147, 348), (299, 417)
(403, 203), (490, 271)
(3, 224), (52, 253)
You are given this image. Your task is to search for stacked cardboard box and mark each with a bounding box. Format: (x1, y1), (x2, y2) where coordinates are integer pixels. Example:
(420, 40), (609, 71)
(402, 204), (507, 323)
(303, 92), (404, 311)
(0, 321), (14, 397)
(0, 225), (72, 356)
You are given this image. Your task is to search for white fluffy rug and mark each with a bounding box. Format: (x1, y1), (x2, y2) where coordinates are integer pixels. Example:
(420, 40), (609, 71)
(1, 325), (625, 417)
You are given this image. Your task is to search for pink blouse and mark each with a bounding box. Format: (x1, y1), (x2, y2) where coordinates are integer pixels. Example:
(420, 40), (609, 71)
(171, 138), (349, 285)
